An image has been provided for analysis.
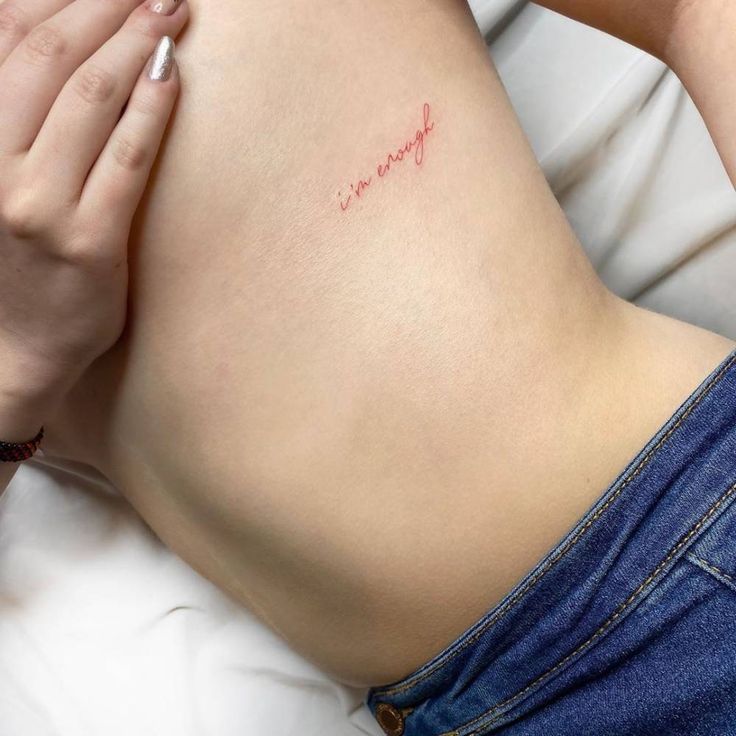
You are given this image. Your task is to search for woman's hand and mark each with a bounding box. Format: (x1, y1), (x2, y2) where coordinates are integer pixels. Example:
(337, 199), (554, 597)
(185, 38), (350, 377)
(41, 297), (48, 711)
(0, 0), (188, 472)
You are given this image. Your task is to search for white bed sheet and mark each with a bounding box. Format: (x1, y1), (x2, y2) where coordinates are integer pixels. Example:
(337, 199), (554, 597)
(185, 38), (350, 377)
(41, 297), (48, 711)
(2, 3), (735, 735)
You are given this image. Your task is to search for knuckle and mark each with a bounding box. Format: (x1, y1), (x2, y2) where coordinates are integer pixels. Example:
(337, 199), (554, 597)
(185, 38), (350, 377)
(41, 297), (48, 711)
(59, 243), (95, 268)
(112, 135), (149, 171)
(61, 236), (119, 271)
(0, 188), (43, 238)
(73, 64), (117, 105)
(23, 23), (67, 65)
(0, 3), (29, 41)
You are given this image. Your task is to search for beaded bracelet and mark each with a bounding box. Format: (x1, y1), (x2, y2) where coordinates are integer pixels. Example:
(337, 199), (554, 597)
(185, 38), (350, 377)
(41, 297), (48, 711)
(0, 426), (44, 463)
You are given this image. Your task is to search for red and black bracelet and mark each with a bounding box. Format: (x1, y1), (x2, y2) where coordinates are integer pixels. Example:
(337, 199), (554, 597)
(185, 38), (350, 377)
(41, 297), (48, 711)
(0, 426), (44, 463)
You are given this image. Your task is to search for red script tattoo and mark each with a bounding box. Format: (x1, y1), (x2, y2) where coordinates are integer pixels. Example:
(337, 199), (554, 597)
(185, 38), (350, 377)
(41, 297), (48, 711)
(338, 102), (436, 213)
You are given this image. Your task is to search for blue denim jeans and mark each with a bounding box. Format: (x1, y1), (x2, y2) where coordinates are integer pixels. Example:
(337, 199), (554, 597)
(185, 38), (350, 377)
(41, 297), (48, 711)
(366, 350), (736, 736)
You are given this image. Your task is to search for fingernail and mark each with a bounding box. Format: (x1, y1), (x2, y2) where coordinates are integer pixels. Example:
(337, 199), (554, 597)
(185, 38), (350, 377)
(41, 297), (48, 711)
(150, 0), (181, 15)
(148, 36), (175, 81)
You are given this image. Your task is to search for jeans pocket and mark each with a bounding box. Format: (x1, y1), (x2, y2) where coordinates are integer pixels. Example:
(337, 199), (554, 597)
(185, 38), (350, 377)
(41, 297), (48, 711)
(687, 497), (736, 596)
(470, 495), (736, 735)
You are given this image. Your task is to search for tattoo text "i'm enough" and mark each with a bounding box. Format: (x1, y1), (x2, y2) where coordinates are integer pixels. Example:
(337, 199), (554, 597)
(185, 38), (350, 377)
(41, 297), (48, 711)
(338, 102), (436, 213)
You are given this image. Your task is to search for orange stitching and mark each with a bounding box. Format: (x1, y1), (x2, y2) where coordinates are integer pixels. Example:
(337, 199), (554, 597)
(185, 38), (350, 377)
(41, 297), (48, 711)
(687, 553), (736, 585)
(372, 351), (736, 699)
(449, 481), (736, 736)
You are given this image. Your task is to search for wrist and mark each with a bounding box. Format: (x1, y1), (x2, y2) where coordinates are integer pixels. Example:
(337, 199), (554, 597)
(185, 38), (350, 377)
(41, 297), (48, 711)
(0, 394), (46, 444)
(0, 359), (75, 444)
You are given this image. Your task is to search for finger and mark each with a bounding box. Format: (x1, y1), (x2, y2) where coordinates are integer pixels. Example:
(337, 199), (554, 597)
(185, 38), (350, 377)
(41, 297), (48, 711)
(0, 0), (178, 154)
(0, 0), (72, 66)
(79, 38), (178, 231)
(0, 0), (142, 152)
(26, 0), (187, 198)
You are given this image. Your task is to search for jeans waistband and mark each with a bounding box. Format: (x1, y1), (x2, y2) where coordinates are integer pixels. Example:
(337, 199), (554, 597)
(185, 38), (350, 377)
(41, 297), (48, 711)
(366, 349), (736, 736)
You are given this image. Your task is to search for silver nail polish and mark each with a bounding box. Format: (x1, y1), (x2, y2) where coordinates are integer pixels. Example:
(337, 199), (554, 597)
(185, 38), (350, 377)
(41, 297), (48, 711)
(149, 36), (175, 82)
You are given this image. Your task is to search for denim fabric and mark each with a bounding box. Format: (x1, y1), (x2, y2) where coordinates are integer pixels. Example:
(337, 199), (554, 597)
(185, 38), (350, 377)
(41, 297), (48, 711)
(366, 350), (736, 736)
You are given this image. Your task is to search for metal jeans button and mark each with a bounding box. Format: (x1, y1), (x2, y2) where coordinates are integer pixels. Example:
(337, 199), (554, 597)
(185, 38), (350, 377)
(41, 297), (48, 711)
(375, 703), (405, 736)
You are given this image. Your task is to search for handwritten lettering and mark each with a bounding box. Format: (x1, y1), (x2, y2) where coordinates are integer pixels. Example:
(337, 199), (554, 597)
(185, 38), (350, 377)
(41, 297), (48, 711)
(338, 102), (435, 213)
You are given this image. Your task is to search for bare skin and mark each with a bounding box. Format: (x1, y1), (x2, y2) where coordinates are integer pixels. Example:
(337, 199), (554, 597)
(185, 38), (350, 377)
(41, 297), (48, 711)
(37, 0), (734, 688)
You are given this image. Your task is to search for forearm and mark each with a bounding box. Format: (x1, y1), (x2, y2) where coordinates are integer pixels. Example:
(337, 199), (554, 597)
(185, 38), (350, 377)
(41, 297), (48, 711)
(534, 0), (736, 187)
(662, 2), (736, 187)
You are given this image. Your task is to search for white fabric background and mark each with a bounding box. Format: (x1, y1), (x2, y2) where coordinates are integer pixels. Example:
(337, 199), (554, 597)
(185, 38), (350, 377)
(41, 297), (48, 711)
(2, 3), (734, 735)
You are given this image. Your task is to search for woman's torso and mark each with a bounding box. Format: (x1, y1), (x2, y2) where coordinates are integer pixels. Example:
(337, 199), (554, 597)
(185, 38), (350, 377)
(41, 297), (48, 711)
(44, 0), (735, 687)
